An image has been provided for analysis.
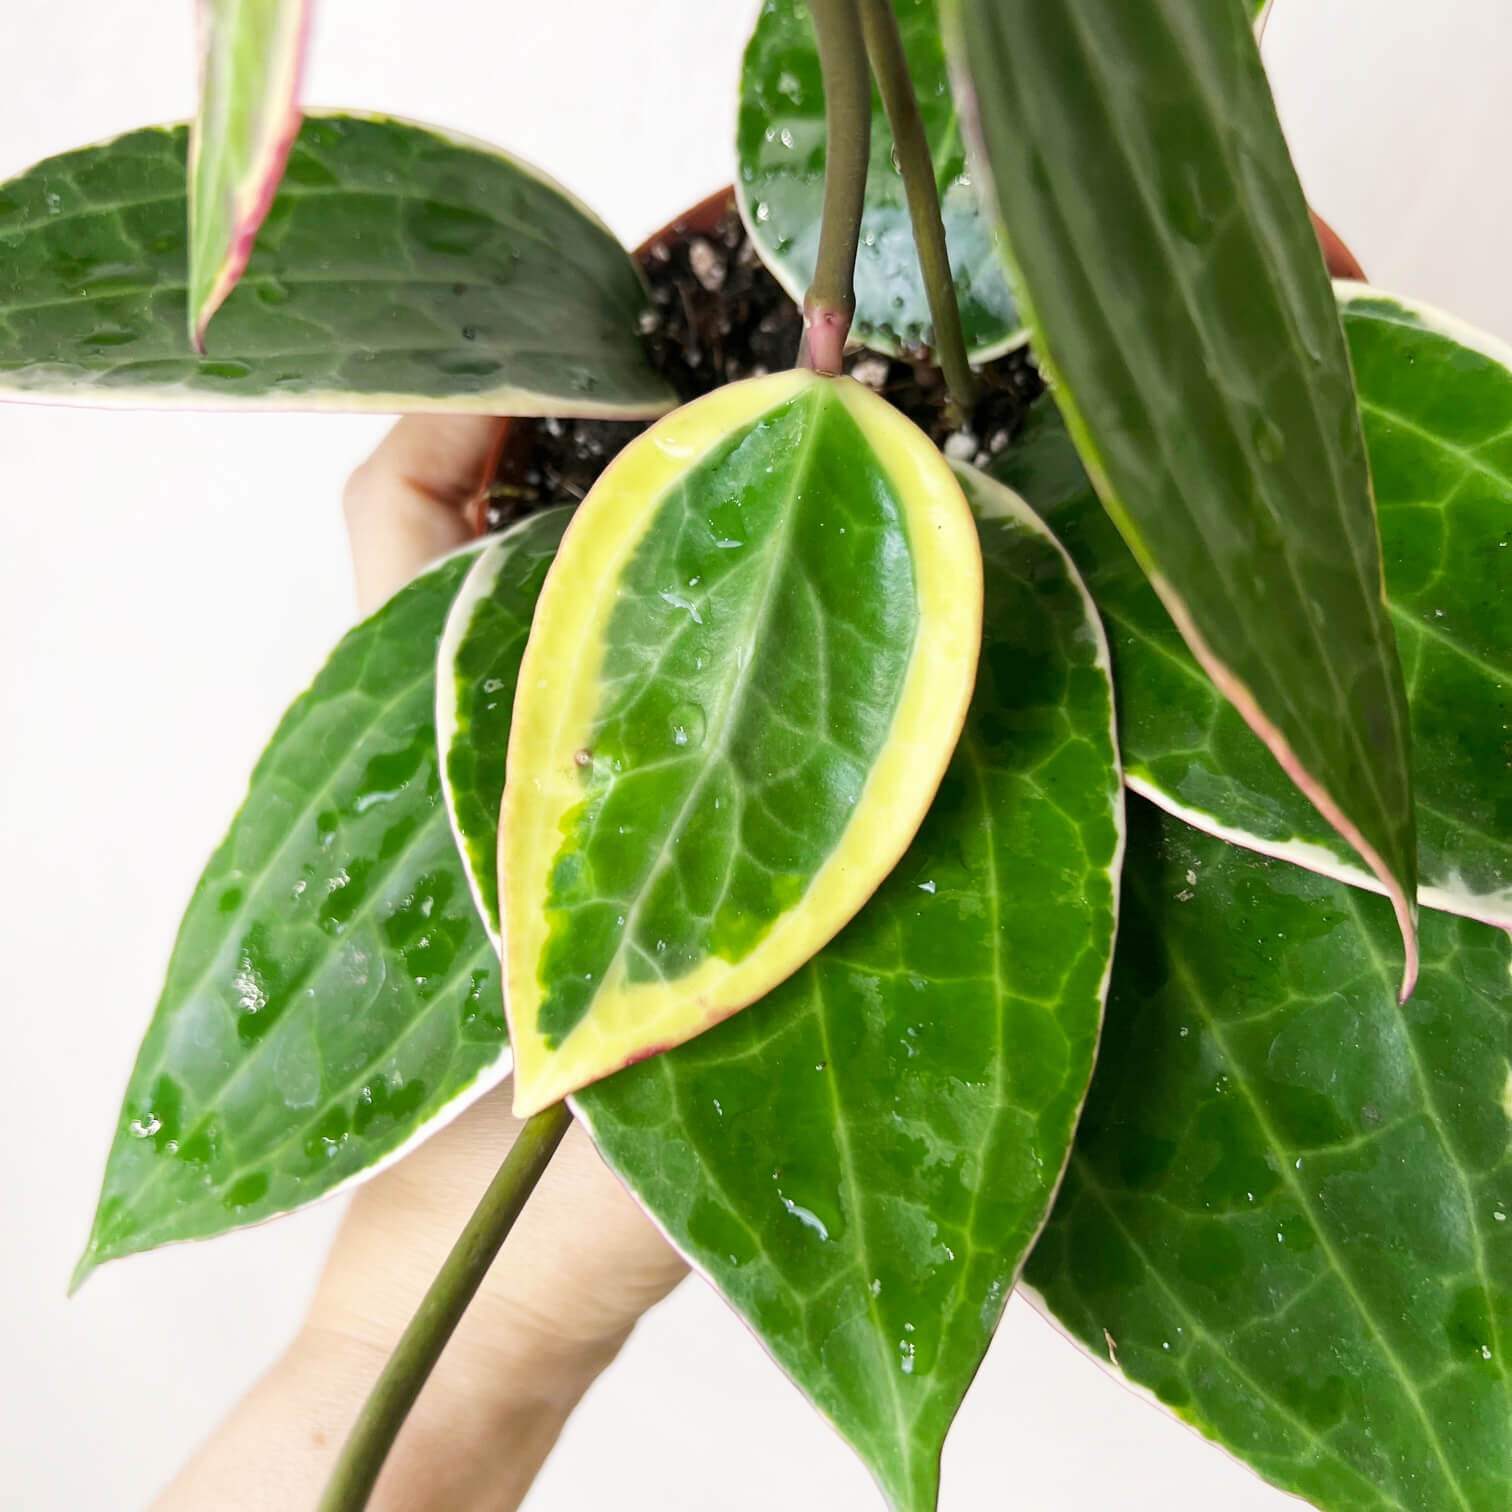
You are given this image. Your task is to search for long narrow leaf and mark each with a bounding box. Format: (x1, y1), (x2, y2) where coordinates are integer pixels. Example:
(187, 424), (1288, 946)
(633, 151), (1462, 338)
(942, 0), (1419, 992)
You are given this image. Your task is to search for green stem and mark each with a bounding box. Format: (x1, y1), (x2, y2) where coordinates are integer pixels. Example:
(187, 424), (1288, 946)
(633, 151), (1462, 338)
(802, 0), (871, 375)
(856, 0), (977, 409)
(316, 1103), (573, 1512)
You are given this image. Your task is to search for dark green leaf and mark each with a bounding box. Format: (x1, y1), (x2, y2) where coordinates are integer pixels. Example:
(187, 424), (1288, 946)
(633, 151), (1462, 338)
(991, 289), (1512, 926)
(942, 0), (1418, 990)
(436, 507), (572, 943)
(576, 466), (1123, 1512)
(0, 116), (675, 417)
(188, 0), (309, 343)
(737, 0), (1021, 360)
(1028, 797), (1512, 1512)
(75, 547), (508, 1286)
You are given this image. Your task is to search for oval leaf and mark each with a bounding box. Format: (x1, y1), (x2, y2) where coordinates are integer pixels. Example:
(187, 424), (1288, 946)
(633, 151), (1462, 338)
(941, 0), (1419, 993)
(737, 0), (1022, 360)
(575, 467), (1124, 1512)
(0, 116), (675, 417)
(992, 289), (1512, 927)
(437, 508), (572, 945)
(1027, 797), (1512, 1512)
(188, 0), (311, 345)
(500, 370), (983, 1115)
(74, 545), (514, 1286)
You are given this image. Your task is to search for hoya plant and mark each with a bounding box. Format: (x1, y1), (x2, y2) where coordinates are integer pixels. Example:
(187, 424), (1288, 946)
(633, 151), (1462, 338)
(8, 0), (1510, 1507)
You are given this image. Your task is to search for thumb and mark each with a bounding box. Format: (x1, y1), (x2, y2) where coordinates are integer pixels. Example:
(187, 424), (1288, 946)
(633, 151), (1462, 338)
(343, 414), (507, 613)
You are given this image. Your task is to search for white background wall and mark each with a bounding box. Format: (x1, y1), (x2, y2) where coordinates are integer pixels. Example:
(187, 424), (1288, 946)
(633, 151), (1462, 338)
(2, 2), (1508, 1508)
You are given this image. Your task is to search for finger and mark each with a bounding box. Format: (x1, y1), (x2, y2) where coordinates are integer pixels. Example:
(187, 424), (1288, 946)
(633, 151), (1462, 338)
(343, 414), (507, 613)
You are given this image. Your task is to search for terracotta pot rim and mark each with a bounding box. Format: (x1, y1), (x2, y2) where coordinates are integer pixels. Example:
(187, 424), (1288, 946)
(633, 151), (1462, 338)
(470, 187), (1364, 528)
(638, 185), (738, 256)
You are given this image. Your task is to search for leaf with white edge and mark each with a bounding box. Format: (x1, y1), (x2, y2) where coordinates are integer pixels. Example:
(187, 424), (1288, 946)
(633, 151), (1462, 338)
(501, 370), (983, 1116)
(1027, 797), (1512, 1512)
(0, 116), (675, 417)
(992, 287), (1512, 926)
(942, 0), (1419, 994)
(188, 0), (311, 346)
(75, 547), (510, 1286)
(737, 0), (1022, 361)
(437, 508), (572, 945)
(576, 465), (1123, 1512)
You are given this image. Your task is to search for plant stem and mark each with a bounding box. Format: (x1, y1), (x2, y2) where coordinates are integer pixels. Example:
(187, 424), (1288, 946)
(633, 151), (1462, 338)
(316, 1102), (573, 1512)
(856, 0), (977, 409)
(802, 0), (871, 375)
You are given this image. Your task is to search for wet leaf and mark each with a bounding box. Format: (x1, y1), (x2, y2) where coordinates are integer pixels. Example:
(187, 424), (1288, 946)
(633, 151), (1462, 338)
(1028, 798), (1512, 1512)
(188, 0), (310, 344)
(737, 0), (1021, 360)
(0, 116), (674, 417)
(437, 508), (572, 945)
(501, 371), (983, 1115)
(75, 546), (514, 1284)
(577, 466), (1123, 1512)
(943, 0), (1418, 992)
(991, 289), (1512, 927)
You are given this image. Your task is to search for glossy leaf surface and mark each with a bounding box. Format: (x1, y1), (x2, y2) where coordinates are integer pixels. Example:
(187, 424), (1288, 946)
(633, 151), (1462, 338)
(501, 371), (982, 1115)
(436, 509), (571, 944)
(1028, 798), (1512, 1512)
(577, 467), (1123, 1512)
(943, 0), (1419, 991)
(992, 289), (1512, 926)
(188, 0), (310, 344)
(737, 0), (1021, 360)
(76, 549), (508, 1285)
(0, 116), (674, 416)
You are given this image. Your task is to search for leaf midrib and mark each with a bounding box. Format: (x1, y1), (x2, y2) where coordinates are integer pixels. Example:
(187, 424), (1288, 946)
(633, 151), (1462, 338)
(1053, 0), (1403, 845)
(810, 961), (922, 1503)
(591, 387), (828, 999)
(1165, 943), (1476, 1512)
(1335, 885), (1512, 1437)
(1064, 1157), (1412, 1512)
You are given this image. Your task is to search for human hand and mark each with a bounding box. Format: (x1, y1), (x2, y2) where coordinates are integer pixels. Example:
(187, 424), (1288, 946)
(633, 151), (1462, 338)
(155, 414), (686, 1512)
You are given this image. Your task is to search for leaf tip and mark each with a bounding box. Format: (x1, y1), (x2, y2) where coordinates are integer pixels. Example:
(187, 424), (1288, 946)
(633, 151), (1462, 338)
(509, 1079), (564, 1122)
(187, 222), (258, 353)
(1397, 903), (1421, 1005)
(68, 1245), (99, 1297)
